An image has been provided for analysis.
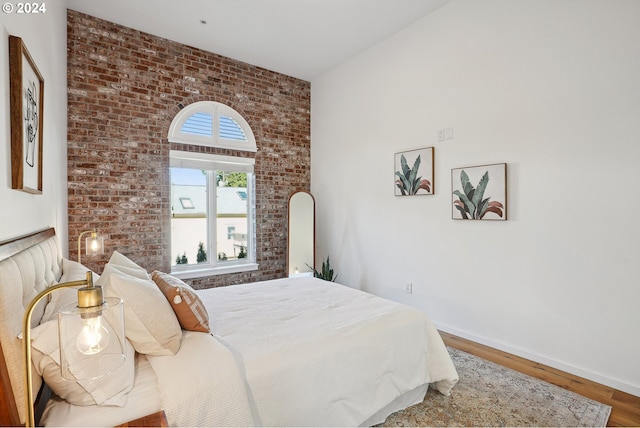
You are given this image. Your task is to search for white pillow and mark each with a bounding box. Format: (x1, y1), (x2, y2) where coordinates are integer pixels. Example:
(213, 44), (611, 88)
(99, 262), (150, 285)
(30, 320), (134, 407)
(41, 259), (101, 324)
(99, 251), (150, 281)
(61, 258), (101, 283)
(105, 272), (182, 355)
(97, 252), (181, 356)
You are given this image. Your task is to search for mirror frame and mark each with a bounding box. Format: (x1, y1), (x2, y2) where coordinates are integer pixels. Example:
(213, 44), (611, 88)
(287, 190), (315, 276)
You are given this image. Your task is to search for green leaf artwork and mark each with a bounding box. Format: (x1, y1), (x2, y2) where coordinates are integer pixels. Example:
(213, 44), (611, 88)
(452, 167), (505, 220)
(395, 154), (432, 195)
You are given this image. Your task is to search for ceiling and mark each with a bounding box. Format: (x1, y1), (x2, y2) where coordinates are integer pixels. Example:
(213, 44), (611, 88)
(65, 0), (451, 81)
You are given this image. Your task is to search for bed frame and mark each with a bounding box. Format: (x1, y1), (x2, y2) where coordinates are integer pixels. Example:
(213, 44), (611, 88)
(0, 336), (21, 425)
(0, 228), (56, 426)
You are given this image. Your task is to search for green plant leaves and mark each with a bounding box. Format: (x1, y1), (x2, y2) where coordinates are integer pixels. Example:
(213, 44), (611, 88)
(453, 169), (504, 219)
(453, 189), (475, 217)
(395, 154), (431, 195)
(307, 255), (337, 281)
(460, 170), (474, 201)
(471, 172), (489, 212)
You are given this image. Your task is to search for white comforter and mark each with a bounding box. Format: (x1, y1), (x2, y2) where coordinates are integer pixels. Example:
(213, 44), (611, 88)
(199, 276), (459, 427)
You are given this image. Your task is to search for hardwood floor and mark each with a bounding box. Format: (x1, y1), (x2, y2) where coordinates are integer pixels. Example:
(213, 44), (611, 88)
(440, 332), (640, 427)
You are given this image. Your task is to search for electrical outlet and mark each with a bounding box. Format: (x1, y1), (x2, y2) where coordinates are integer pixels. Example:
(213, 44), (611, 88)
(405, 282), (413, 294)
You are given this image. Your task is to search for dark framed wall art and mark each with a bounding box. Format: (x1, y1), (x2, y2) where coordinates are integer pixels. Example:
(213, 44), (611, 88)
(452, 163), (507, 220)
(394, 147), (434, 196)
(9, 35), (44, 194)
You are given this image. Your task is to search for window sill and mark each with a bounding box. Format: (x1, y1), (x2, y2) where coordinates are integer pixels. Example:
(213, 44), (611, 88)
(171, 263), (259, 280)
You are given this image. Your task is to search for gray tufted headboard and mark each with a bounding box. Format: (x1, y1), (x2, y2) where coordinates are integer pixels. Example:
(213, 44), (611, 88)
(0, 228), (62, 425)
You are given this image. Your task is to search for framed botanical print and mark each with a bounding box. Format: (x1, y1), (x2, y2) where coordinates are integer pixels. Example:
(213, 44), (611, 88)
(394, 147), (434, 196)
(452, 163), (507, 220)
(9, 35), (44, 194)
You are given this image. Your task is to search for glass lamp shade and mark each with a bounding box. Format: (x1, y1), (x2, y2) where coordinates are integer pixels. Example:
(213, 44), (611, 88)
(58, 297), (126, 381)
(86, 235), (104, 256)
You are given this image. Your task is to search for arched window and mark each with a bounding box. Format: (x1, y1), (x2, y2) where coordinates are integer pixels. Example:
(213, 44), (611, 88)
(168, 101), (257, 152)
(169, 102), (258, 278)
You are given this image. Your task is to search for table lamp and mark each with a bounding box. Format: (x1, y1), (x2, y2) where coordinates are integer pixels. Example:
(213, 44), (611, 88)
(22, 271), (125, 427)
(77, 229), (104, 264)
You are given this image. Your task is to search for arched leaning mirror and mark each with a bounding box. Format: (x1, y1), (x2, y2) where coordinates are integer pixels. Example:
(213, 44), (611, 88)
(287, 191), (315, 277)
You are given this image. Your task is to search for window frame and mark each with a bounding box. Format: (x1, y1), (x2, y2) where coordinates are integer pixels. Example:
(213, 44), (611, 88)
(168, 101), (258, 279)
(168, 101), (257, 152)
(169, 152), (258, 279)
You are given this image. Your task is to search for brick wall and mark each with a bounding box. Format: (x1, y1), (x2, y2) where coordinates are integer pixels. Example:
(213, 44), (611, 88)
(67, 10), (311, 288)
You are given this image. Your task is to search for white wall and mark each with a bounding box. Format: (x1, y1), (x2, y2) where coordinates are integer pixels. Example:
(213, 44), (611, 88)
(311, 0), (640, 396)
(0, 4), (68, 249)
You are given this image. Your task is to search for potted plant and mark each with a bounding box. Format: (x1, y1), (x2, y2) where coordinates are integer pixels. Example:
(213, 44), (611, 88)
(307, 256), (337, 282)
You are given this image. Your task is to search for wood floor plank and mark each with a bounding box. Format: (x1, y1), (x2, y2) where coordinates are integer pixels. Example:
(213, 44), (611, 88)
(439, 331), (640, 427)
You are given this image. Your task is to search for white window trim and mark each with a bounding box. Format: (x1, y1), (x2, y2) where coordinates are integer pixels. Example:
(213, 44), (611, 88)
(168, 101), (257, 152)
(170, 150), (257, 277)
(171, 262), (259, 280)
(170, 150), (255, 172)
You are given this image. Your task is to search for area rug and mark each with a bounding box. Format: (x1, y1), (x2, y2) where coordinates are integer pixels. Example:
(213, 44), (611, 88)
(380, 347), (612, 427)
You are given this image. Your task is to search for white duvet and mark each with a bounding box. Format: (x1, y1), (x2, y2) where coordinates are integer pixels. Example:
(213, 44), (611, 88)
(198, 276), (459, 427)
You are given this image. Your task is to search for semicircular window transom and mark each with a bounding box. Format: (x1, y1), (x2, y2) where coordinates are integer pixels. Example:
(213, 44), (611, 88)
(169, 101), (256, 152)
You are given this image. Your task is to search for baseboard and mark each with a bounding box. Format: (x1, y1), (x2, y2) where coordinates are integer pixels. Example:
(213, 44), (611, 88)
(436, 322), (640, 398)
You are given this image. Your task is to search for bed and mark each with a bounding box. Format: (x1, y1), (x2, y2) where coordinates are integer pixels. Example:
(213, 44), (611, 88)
(0, 228), (459, 427)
